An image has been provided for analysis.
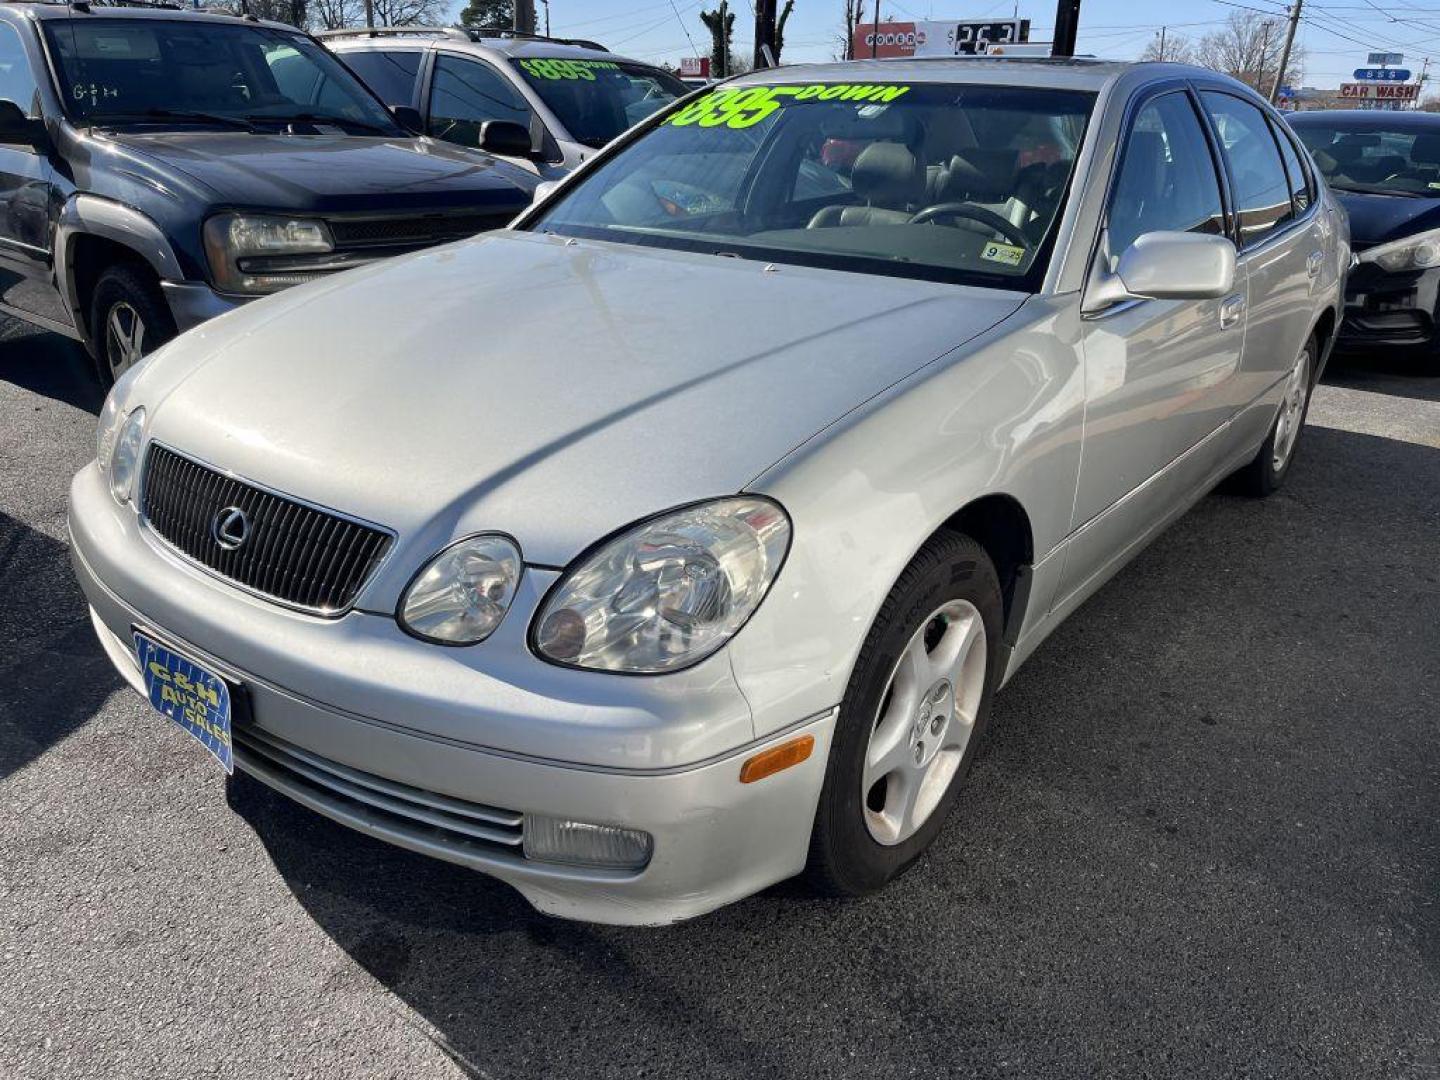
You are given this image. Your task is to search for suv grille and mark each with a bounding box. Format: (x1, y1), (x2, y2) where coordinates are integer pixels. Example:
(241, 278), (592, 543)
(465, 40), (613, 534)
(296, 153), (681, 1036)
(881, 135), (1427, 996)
(326, 212), (512, 250)
(140, 444), (393, 615)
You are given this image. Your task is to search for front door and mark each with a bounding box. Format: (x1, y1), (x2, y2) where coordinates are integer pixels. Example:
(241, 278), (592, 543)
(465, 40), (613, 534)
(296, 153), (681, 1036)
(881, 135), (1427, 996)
(1058, 87), (1246, 606)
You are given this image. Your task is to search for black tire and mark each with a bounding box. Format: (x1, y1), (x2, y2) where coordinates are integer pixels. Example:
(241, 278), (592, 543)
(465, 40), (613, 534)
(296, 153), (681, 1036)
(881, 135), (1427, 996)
(89, 263), (177, 388)
(1229, 336), (1316, 498)
(806, 531), (1004, 897)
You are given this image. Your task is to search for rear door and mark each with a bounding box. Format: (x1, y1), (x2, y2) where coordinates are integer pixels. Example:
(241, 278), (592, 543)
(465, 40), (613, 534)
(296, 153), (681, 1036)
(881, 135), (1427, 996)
(1198, 90), (1320, 405)
(1059, 87), (1246, 604)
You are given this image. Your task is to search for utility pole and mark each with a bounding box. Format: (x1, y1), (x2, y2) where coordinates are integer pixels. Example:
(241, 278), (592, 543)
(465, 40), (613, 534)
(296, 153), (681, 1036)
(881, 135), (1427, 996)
(540, 0), (550, 37)
(753, 0), (776, 68)
(363, 0), (373, 28)
(1270, 0), (1302, 104)
(1052, 0), (1080, 57)
(871, 1), (879, 59)
(1158, 25), (1166, 61)
(1417, 57), (1430, 110)
(514, 0), (536, 34)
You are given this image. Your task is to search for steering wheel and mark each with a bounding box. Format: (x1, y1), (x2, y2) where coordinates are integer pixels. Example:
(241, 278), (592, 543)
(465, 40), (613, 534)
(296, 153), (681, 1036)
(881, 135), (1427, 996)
(908, 203), (1030, 249)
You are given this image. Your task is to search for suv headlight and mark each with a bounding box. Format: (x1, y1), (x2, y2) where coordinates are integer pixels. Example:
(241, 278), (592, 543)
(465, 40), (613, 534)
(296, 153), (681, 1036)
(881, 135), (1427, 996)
(400, 534), (523, 645)
(533, 497), (791, 674)
(1357, 228), (1440, 273)
(203, 213), (336, 295)
(98, 406), (146, 504)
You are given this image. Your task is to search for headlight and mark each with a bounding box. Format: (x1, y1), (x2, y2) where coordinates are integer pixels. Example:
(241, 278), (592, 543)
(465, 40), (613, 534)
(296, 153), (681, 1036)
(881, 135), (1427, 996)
(96, 391), (123, 470)
(1358, 228), (1440, 273)
(533, 497), (791, 674)
(107, 407), (146, 504)
(400, 534), (523, 645)
(203, 213), (336, 295)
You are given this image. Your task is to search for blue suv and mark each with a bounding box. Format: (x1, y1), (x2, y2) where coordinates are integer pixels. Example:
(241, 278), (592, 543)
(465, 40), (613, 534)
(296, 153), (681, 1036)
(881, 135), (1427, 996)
(0, 3), (536, 384)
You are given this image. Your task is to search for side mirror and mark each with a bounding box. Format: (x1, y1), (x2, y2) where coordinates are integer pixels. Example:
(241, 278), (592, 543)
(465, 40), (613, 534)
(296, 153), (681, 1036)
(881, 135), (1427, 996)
(1083, 231), (1236, 313)
(478, 119), (534, 158)
(390, 104), (423, 133)
(533, 179), (559, 203)
(0, 99), (44, 149)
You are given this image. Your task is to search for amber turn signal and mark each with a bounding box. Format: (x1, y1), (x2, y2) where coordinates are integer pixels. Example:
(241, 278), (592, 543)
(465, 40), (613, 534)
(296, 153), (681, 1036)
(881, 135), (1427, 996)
(739, 734), (815, 784)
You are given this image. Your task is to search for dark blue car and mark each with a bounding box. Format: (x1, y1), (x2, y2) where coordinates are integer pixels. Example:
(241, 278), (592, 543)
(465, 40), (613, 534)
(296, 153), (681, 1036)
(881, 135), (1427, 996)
(0, 3), (536, 384)
(1289, 109), (1440, 366)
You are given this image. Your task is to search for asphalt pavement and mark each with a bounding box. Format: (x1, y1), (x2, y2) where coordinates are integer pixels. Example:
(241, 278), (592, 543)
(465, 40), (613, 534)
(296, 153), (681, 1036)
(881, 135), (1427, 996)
(1, 320), (1437, 1080)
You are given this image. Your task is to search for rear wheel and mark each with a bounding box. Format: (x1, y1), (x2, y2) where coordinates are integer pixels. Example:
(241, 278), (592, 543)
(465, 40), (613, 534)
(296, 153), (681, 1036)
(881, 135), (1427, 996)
(1230, 336), (1314, 497)
(806, 531), (1002, 896)
(89, 264), (176, 388)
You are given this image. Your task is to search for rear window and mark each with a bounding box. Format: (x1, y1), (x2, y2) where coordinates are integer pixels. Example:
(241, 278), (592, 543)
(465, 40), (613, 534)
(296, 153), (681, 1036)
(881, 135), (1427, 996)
(1291, 119), (1440, 196)
(341, 49), (421, 109)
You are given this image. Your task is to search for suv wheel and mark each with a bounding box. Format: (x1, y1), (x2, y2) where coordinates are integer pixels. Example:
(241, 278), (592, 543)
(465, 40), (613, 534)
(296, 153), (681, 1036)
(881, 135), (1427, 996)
(90, 264), (176, 387)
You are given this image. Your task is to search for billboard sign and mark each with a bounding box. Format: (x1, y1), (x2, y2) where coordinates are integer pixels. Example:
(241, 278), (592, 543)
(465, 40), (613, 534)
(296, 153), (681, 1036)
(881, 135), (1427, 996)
(1354, 67), (1411, 81)
(853, 18), (1029, 59)
(1366, 51), (1404, 66)
(1339, 81), (1420, 101)
(679, 56), (710, 78)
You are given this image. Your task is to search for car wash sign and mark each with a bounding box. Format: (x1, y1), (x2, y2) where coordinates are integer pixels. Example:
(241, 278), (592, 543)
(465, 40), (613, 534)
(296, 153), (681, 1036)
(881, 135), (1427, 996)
(1340, 81), (1421, 102)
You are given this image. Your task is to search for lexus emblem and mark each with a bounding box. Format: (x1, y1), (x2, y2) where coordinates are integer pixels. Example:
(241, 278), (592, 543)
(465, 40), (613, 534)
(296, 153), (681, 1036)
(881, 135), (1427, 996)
(211, 506), (251, 550)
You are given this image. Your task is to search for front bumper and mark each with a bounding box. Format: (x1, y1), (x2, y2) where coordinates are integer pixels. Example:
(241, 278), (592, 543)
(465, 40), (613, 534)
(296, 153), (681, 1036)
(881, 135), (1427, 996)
(160, 281), (246, 335)
(68, 464), (835, 925)
(1337, 261), (1440, 353)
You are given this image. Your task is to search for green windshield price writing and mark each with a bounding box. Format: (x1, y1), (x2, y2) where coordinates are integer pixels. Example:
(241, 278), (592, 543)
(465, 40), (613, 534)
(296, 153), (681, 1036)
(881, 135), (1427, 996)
(519, 59), (621, 81)
(667, 84), (911, 129)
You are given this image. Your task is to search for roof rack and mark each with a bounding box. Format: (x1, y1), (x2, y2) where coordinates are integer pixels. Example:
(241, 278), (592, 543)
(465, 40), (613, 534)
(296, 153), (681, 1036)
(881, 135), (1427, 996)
(315, 24), (607, 51)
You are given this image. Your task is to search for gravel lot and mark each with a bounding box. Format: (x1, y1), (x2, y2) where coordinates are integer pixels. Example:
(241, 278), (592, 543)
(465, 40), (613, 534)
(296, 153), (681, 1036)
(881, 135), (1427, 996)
(2, 320), (1437, 1080)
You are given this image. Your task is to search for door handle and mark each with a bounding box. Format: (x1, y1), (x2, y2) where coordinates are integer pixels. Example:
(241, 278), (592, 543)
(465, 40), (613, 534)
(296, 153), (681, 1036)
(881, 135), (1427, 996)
(1219, 294), (1245, 329)
(1306, 250), (1324, 278)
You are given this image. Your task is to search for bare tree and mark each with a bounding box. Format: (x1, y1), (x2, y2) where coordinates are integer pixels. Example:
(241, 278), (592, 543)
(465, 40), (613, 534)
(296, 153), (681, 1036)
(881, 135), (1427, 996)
(1194, 11), (1304, 94)
(308, 0), (364, 29)
(1141, 30), (1196, 65)
(369, 0), (448, 26)
(837, 0), (865, 60)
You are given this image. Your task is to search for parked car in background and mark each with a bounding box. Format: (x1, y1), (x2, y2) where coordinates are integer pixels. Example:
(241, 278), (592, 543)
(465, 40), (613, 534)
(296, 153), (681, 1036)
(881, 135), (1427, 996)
(1289, 110), (1440, 365)
(71, 59), (1343, 925)
(323, 27), (688, 177)
(0, 4), (536, 385)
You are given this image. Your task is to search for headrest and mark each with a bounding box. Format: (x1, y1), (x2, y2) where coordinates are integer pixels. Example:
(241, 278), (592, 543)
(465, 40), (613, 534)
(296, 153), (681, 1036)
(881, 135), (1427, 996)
(851, 142), (923, 208)
(939, 149), (1019, 201)
(1411, 132), (1440, 165)
(1326, 141), (1364, 165)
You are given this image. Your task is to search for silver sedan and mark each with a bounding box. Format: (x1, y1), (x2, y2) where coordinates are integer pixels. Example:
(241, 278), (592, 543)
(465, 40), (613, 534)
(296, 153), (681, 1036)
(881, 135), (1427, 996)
(69, 57), (1346, 925)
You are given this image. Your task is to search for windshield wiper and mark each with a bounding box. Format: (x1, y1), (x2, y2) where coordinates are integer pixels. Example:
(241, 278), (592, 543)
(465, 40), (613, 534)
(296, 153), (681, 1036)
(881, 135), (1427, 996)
(247, 112), (394, 135)
(97, 108), (257, 131)
(1328, 180), (1424, 198)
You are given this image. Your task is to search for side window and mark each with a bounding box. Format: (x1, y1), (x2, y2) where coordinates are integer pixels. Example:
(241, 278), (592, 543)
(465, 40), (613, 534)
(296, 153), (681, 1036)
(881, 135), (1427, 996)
(0, 23), (39, 118)
(1201, 91), (1295, 247)
(342, 50), (420, 109)
(427, 55), (530, 148)
(1273, 121), (1312, 215)
(1106, 92), (1225, 257)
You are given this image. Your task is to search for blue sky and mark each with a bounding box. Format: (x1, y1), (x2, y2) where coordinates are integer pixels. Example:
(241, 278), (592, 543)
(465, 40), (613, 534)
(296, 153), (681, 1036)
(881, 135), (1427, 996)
(485, 0), (1440, 90)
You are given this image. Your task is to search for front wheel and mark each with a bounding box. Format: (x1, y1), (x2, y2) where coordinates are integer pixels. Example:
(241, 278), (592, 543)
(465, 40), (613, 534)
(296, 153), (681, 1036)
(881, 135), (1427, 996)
(89, 264), (177, 388)
(1230, 336), (1315, 497)
(806, 531), (1003, 897)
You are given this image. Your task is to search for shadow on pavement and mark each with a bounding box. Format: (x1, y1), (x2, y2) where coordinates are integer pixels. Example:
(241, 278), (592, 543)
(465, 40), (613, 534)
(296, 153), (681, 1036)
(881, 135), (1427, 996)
(229, 424), (1440, 1080)
(0, 320), (103, 416)
(0, 512), (124, 780)
(1325, 348), (1440, 403)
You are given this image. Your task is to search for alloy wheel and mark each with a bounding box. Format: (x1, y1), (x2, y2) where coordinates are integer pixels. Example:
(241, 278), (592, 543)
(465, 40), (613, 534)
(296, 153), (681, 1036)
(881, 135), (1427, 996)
(861, 598), (987, 846)
(1271, 348), (1310, 472)
(105, 301), (147, 383)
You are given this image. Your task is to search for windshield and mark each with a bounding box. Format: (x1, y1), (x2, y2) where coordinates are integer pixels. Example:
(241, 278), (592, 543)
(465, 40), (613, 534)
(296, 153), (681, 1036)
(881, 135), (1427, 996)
(511, 57), (687, 148)
(1291, 121), (1440, 197)
(43, 19), (399, 134)
(531, 81), (1094, 288)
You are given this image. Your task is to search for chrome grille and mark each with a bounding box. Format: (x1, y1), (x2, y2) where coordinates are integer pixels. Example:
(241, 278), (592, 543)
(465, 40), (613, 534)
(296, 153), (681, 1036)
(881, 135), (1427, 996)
(140, 443), (393, 615)
(232, 724), (525, 855)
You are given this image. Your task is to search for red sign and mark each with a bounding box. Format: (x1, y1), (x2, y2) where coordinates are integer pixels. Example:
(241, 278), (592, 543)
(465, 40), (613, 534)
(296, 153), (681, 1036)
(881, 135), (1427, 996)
(852, 21), (926, 59)
(679, 56), (710, 79)
(1339, 81), (1419, 101)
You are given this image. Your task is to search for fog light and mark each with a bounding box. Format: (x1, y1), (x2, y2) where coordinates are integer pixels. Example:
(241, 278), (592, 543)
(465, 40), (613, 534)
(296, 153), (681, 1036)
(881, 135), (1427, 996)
(523, 815), (653, 871)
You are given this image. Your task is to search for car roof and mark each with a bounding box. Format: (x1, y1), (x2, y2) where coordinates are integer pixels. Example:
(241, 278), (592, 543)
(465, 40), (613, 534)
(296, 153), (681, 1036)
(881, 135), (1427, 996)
(322, 28), (659, 67)
(13, 3), (296, 31)
(728, 57), (1242, 95)
(1286, 109), (1440, 129)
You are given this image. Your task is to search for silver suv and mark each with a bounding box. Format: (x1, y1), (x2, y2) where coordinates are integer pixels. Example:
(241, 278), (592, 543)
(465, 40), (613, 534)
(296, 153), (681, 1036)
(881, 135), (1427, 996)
(323, 27), (688, 177)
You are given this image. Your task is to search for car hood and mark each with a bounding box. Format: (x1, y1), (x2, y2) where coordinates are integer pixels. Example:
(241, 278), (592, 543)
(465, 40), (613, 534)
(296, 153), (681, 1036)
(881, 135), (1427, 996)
(1333, 189), (1440, 249)
(107, 131), (538, 213)
(136, 231), (1024, 586)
